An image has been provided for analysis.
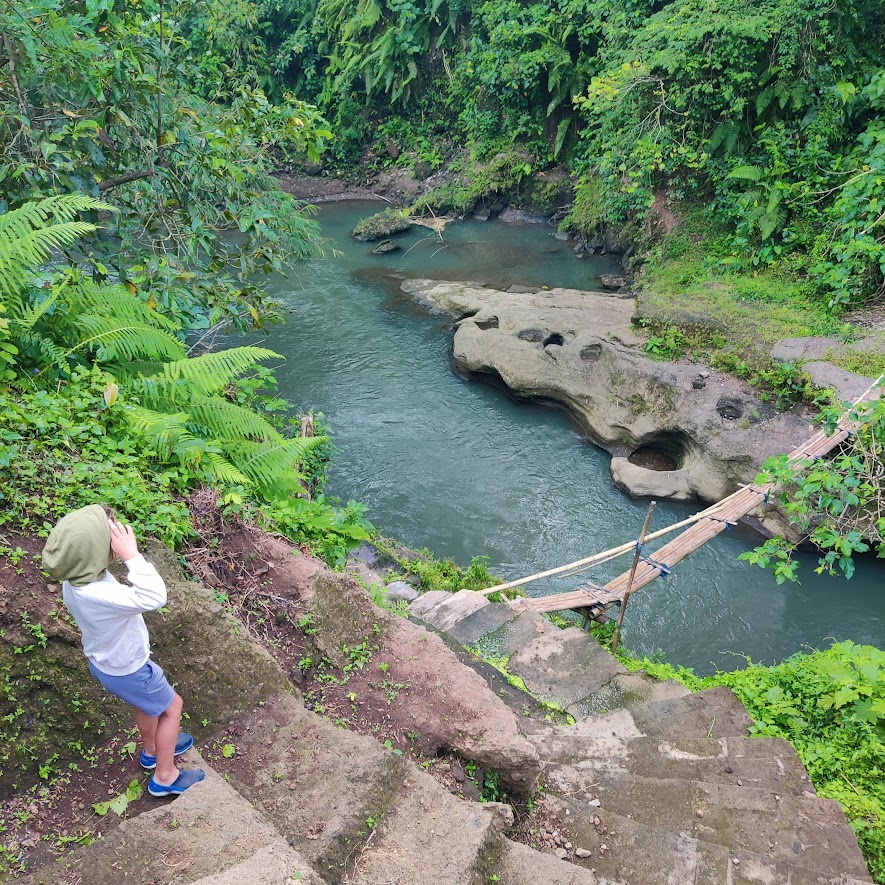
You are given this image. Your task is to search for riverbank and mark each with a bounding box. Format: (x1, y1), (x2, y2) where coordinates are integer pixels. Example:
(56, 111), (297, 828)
(279, 169), (885, 397)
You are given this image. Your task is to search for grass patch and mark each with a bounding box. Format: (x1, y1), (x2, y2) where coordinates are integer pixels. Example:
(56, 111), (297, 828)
(633, 208), (874, 403)
(829, 333), (885, 379)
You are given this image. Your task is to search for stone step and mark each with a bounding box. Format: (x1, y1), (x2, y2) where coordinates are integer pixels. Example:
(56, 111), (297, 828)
(347, 762), (508, 885)
(506, 627), (627, 709)
(566, 669), (691, 719)
(190, 843), (328, 885)
(550, 794), (871, 885)
(529, 727), (813, 795)
(499, 838), (602, 884)
(618, 684), (753, 738)
(408, 589), (519, 646)
(21, 750), (327, 885)
(487, 610), (560, 658)
(547, 771), (868, 880)
(214, 693), (408, 880)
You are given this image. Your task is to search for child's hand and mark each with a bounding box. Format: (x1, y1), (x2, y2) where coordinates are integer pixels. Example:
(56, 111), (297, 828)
(109, 519), (139, 561)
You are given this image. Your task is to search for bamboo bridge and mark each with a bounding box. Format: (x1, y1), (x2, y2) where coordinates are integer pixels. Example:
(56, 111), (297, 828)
(481, 376), (883, 627)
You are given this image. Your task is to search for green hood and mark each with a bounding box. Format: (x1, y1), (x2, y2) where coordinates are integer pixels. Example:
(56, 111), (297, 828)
(42, 505), (111, 586)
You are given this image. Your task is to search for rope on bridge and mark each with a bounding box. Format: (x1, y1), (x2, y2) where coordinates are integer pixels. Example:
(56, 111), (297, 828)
(496, 374), (883, 620)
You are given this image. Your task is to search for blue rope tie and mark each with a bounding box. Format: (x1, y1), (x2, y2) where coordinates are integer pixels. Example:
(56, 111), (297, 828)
(763, 490), (770, 504)
(707, 515), (734, 529)
(642, 555), (671, 576)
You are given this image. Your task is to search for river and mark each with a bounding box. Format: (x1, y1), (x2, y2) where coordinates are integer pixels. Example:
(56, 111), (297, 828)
(256, 200), (884, 673)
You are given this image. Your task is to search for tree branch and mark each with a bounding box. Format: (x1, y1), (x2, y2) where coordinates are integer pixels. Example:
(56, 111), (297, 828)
(97, 170), (153, 191)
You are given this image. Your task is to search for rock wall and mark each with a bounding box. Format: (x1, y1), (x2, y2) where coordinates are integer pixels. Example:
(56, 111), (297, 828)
(402, 279), (815, 519)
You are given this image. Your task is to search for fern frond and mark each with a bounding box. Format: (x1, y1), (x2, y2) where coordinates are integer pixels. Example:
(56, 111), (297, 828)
(230, 436), (322, 494)
(727, 165), (763, 183)
(16, 329), (68, 367)
(122, 404), (191, 456)
(186, 396), (281, 441)
(146, 345), (282, 397)
(16, 289), (60, 331)
(0, 195), (113, 299)
(71, 316), (185, 363)
(72, 281), (182, 333)
(0, 222), (96, 299)
(204, 452), (252, 486)
(738, 188), (763, 208)
(707, 121), (738, 156)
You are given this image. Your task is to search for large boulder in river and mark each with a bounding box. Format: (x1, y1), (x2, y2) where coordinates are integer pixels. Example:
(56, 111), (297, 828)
(352, 208), (412, 241)
(400, 278), (817, 523)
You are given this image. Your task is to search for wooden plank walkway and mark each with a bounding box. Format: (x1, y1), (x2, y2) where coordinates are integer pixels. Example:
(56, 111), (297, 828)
(510, 419), (859, 620)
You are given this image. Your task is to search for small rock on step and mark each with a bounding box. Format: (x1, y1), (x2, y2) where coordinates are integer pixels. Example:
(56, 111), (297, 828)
(386, 580), (419, 602)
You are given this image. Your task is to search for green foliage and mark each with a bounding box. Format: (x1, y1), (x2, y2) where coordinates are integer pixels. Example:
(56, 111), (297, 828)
(0, 0), (329, 332)
(372, 540), (497, 593)
(713, 642), (885, 879)
(0, 371), (193, 545)
(642, 325), (686, 361)
(93, 779), (143, 817)
(352, 209), (412, 241)
(742, 395), (885, 580)
(245, 497), (374, 568)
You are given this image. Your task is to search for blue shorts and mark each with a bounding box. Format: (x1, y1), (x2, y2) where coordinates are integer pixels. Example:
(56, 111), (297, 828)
(88, 659), (176, 717)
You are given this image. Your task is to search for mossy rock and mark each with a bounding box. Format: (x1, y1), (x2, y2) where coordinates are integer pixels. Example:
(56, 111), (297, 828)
(352, 208), (412, 242)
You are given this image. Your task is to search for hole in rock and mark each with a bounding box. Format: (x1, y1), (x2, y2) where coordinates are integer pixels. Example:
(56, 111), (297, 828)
(628, 447), (679, 472)
(716, 396), (744, 420)
(518, 328), (545, 343)
(626, 432), (687, 472)
(475, 316), (499, 330)
(580, 343), (602, 362)
(543, 333), (565, 347)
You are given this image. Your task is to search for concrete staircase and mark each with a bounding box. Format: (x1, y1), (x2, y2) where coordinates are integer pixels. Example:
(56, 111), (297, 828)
(23, 694), (604, 885)
(21, 587), (871, 885)
(408, 589), (873, 885)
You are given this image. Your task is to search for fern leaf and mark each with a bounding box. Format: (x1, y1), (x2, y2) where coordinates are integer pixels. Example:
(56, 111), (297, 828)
(15, 329), (68, 368)
(73, 281), (182, 333)
(707, 121), (738, 156)
(150, 346), (282, 397)
(16, 289), (60, 330)
(727, 165), (763, 183)
(71, 316), (184, 363)
(186, 396), (281, 441)
(0, 195), (114, 299)
(230, 437), (322, 495)
(204, 452), (252, 486)
(122, 404), (191, 457)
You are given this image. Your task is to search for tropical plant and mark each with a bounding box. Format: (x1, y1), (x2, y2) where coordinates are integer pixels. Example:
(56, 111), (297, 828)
(1, 196), (324, 498)
(0, 0), (329, 332)
(726, 166), (787, 242)
(741, 392), (885, 581)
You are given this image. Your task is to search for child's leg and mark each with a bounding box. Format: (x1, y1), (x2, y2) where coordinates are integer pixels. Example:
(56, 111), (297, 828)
(151, 692), (185, 786)
(133, 708), (158, 756)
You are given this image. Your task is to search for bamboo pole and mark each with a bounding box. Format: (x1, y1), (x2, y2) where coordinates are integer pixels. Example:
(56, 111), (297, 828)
(502, 374), (882, 610)
(611, 501), (656, 654)
(478, 497), (738, 596)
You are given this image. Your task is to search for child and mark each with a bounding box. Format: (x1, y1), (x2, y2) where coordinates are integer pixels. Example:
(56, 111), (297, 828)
(42, 504), (205, 797)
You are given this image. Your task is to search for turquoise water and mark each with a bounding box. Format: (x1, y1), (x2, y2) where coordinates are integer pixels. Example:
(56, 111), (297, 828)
(257, 201), (884, 673)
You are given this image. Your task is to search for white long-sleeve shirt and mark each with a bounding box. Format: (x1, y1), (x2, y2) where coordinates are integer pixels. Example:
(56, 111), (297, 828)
(62, 554), (167, 676)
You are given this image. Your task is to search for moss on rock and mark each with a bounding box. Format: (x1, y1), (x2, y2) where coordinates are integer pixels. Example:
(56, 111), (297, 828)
(352, 209), (412, 241)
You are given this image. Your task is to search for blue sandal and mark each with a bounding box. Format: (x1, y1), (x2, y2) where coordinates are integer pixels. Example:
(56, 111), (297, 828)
(140, 733), (194, 769)
(148, 768), (206, 797)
